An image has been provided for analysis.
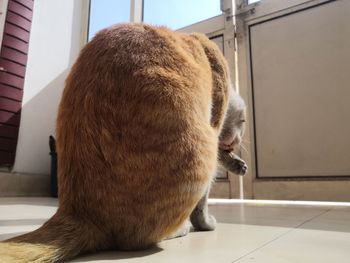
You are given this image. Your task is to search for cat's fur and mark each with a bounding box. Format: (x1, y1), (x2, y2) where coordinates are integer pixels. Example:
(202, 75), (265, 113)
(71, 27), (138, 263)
(0, 24), (232, 262)
(219, 89), (247, 175)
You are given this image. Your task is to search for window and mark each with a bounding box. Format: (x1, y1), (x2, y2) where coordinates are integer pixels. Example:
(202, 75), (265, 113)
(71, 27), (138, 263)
(210, 35), (224, 53)
(88, 0), (130, 40)
(143, 0), (222, 30)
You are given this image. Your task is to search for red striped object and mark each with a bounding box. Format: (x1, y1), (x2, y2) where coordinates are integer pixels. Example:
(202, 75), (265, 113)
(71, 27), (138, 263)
(0, 0), (34, 166)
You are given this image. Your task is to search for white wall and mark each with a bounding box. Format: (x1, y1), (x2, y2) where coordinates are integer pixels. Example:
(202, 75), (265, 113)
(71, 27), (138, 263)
(0, 0), (8, 47)
(12, 0), (89, 175)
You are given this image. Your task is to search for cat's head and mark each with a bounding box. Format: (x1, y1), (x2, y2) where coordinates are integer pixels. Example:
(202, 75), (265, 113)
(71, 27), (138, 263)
(219, 89), (246, 152)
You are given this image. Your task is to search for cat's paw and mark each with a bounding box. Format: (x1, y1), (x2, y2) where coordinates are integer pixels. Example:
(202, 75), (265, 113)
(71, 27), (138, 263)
(191, 214), (217, 231)
(202, 214), (217, 231)
(237, 160), (248, 175)
(227, 157), (248, 176)
(166, 224), (190, 240)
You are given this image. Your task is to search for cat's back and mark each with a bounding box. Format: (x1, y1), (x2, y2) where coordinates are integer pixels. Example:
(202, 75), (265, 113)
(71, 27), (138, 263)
(58, 23), (215, 182)
(80, 23), (207, 85)
(91, 24), (184, 68)
(60, 24), (213, 143)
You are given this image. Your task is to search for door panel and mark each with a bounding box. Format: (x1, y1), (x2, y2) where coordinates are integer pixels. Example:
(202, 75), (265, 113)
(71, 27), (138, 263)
(251, 0), (350, 178)
(236, 0), (350, 200)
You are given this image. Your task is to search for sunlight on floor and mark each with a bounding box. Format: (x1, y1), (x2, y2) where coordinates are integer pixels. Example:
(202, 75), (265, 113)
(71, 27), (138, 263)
(209, 198), (350, 207)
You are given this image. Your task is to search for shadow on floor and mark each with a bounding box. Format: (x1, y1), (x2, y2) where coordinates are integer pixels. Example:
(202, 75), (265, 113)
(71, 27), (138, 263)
(71, 246), (163, 262)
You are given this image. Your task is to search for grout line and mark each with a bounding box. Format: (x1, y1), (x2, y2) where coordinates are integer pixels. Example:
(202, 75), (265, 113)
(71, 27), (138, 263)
(231, 209), (331, 263)
(293, 209), (332, 229)
(231, 230), (293, 263)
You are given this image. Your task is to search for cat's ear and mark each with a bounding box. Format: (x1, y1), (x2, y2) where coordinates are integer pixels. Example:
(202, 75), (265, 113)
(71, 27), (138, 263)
(190, 33), (230, 131)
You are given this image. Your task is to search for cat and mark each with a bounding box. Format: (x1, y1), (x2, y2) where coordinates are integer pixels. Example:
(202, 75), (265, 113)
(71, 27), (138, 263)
(0, 23), (232, 262)
(218, 89), (247, 176)
(190, 88), (247, 231)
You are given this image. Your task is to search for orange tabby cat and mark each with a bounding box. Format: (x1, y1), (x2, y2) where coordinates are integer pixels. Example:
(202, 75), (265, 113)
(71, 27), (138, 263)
(0, 23), (231, 262)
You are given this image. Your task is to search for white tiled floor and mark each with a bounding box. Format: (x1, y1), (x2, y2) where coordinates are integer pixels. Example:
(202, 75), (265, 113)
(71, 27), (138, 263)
(1, 198), (350, 262)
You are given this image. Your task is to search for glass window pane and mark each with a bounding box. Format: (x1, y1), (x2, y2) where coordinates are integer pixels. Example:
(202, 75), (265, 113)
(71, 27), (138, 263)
(89, 0), (130, 40)
(143, 0), (222, 30)
(210, 35), (224, 53)
(248, 0), (260, 4)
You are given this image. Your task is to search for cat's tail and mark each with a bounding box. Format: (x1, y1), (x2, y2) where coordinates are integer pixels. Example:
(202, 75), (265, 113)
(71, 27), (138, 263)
(0, 212), (105, 263)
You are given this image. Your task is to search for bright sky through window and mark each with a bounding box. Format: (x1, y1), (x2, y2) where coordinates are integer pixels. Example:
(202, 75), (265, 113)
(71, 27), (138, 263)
(89, 0), (130, 39)
(143, 0), (221, 29)
(89, 0), (222, 39)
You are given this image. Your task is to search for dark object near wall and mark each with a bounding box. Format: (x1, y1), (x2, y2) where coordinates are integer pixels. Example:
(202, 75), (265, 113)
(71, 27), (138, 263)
(49, 135), (58, 197)
(0, 0), (34, 166)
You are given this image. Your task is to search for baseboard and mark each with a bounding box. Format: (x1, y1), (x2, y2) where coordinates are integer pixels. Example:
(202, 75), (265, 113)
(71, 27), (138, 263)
(253, 180), (350, 202)
(0, 172), (51, 197)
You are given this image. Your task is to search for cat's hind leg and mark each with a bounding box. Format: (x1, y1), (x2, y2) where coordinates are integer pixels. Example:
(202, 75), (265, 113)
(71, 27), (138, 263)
(190, 188), (216, 231)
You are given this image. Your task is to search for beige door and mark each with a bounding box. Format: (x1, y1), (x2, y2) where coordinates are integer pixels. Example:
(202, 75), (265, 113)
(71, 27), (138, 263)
(178, 1), (242, 199)
(236, 0), (350, 201)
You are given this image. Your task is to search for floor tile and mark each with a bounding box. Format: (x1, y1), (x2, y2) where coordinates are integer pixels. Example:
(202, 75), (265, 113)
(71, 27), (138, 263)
(234, 209), (350, 263)
(209, 203), (328, 228)
(1, 198), (349, 262)
(73, 223), (290, 263)
(0, 197), (57, 240)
